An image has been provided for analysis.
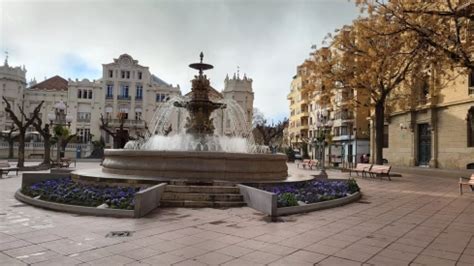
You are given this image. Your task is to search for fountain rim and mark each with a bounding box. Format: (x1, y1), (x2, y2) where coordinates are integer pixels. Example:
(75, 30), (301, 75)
(104, 149), (287, 159)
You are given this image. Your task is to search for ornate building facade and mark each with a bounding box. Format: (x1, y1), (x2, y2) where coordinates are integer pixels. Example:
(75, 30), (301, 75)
(0, 54), (254, 152)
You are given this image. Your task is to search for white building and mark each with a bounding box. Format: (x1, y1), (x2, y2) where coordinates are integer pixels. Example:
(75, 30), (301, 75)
(0, 54), (254, 153)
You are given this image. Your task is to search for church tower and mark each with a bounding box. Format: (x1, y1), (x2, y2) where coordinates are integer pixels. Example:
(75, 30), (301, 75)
(222, 70), (254, 126)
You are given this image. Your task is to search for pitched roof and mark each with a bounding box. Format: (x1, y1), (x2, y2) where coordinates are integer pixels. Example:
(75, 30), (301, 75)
(151, 74), (169, 86)
(29, 75), (68, 91)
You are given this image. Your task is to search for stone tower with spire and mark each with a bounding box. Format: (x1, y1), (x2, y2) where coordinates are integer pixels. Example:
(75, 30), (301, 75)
(222, 70), (254, 126)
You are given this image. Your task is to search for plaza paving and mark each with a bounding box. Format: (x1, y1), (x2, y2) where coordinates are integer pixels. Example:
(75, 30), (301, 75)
(0, 162), (473, 266)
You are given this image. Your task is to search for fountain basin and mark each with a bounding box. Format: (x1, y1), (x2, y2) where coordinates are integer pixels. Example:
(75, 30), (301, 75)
(102, 149), (288, 181)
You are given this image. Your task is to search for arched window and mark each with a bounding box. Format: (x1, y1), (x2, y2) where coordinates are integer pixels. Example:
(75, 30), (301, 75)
(468, 107), (474, 147)
(418, 76), (429, 105)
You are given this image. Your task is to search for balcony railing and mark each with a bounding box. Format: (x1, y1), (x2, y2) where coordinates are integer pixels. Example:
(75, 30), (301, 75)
(117, 95), (131, 100)
(77, 118), (91, 123)
(135, 96), (143, 101)
(106, 94), (113, 100)
(106, 119), (145, 127)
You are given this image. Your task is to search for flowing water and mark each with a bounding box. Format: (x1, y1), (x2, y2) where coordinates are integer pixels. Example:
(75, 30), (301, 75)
(125, 96), (267, 153)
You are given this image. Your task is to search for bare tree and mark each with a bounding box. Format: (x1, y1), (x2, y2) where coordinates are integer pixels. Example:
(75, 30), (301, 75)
(31, 116), (51, 166)
(99, 113), (149, 148)
(3, 97), (44, 168)
(254, 118), (289, 147)
(99, 113), (129, 148)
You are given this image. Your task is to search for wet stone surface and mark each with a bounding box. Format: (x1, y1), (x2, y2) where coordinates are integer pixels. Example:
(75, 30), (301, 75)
(0, 162), (473, 265)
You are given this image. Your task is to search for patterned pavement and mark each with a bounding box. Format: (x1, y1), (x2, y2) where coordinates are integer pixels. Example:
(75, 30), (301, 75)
(0, 162), (473, 265)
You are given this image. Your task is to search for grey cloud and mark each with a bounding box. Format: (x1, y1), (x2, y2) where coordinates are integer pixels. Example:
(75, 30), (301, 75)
(1, 0), (358, 120)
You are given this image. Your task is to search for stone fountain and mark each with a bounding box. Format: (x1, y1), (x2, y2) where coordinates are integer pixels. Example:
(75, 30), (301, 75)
(173, 52), (226, 151)
(78, 53), (288, 182)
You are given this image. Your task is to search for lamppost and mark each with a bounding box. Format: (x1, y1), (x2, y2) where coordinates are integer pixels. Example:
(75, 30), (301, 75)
(313, 109), (333, 178)
(47, 101), (73, 164)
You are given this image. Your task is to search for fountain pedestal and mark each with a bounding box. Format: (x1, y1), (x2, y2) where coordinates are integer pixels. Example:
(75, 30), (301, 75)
(100, 149), (288, 181)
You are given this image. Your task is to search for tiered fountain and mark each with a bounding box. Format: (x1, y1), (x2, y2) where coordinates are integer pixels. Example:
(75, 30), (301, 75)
(91, 53), (288, 182)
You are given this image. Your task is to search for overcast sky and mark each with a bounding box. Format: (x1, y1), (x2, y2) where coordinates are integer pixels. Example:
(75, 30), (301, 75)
(0, 0), (359, 121)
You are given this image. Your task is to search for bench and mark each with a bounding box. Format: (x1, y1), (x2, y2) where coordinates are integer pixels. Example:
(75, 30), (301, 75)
(367, 164), (392, 180)
(0, 160), (19, 177)
(297, 159), (319, 170)
(50, 158), (76, 168)
(59, 158), (76, 168)
(0, 167), (19, 177)
(29, 153), (44, 159)
(348, 163), (372, 177)
(459, 174), (474, 195)
(297, 159), (310, 169)
(60, 158), (71, 168)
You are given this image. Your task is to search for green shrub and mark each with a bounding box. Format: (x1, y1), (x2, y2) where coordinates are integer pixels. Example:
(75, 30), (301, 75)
(347, 178), (360, 194)
(278, 192), (298, 207)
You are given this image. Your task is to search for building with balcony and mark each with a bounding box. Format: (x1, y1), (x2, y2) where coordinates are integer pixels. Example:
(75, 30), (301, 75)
(0, 54), (181, 149)
(288, 55), (370, 164)
(327, 87), (370, 166)
(287, 66), (310, 150)
(1, 54), (255, 151)
(101, 54), (181, 146)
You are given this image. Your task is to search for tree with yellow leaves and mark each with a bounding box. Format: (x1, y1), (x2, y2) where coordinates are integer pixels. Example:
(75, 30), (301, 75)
(355, 0), (473, 71)
(304, 13), (425, 164)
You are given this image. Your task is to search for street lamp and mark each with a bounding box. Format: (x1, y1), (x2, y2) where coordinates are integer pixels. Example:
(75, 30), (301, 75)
(312, 109), (333, 178)
(48, 101), (73, 165)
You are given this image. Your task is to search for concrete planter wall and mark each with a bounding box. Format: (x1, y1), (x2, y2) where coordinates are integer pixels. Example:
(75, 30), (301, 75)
(238, 184), (277, 216)
(276, 192), (361, 216)
(17, 173), (167, 218)
(239, 182), (361, 217)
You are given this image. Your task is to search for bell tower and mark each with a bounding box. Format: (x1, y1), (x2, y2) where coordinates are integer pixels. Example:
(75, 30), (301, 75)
(222, 69), (254, 126)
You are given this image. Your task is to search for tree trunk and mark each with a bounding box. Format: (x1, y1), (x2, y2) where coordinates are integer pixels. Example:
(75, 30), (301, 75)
(42, 135), (51, 165)
(17, 129), (26, 168)
(328, 145), (332, 164)
(8, 139), (14, 159)
(57, 137), (62, 160)
(374, 101), (385, 165)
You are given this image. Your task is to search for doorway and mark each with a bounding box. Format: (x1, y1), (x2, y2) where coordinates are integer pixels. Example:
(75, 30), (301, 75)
(418, 123), (431, 166)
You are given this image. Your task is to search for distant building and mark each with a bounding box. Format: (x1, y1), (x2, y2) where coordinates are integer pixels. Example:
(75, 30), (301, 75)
(287, 66), (309, 148)
(0, 57), (26, 128)
(287, 62), (370, 165)
(0, 54), (254, 152)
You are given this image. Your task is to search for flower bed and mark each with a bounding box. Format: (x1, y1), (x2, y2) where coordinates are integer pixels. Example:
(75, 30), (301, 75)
(261, 179), (360, 208)
(21, 177), (141, 210)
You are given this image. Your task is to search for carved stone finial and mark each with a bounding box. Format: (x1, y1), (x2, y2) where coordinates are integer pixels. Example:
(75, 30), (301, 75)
(4, 51), (8, 67)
